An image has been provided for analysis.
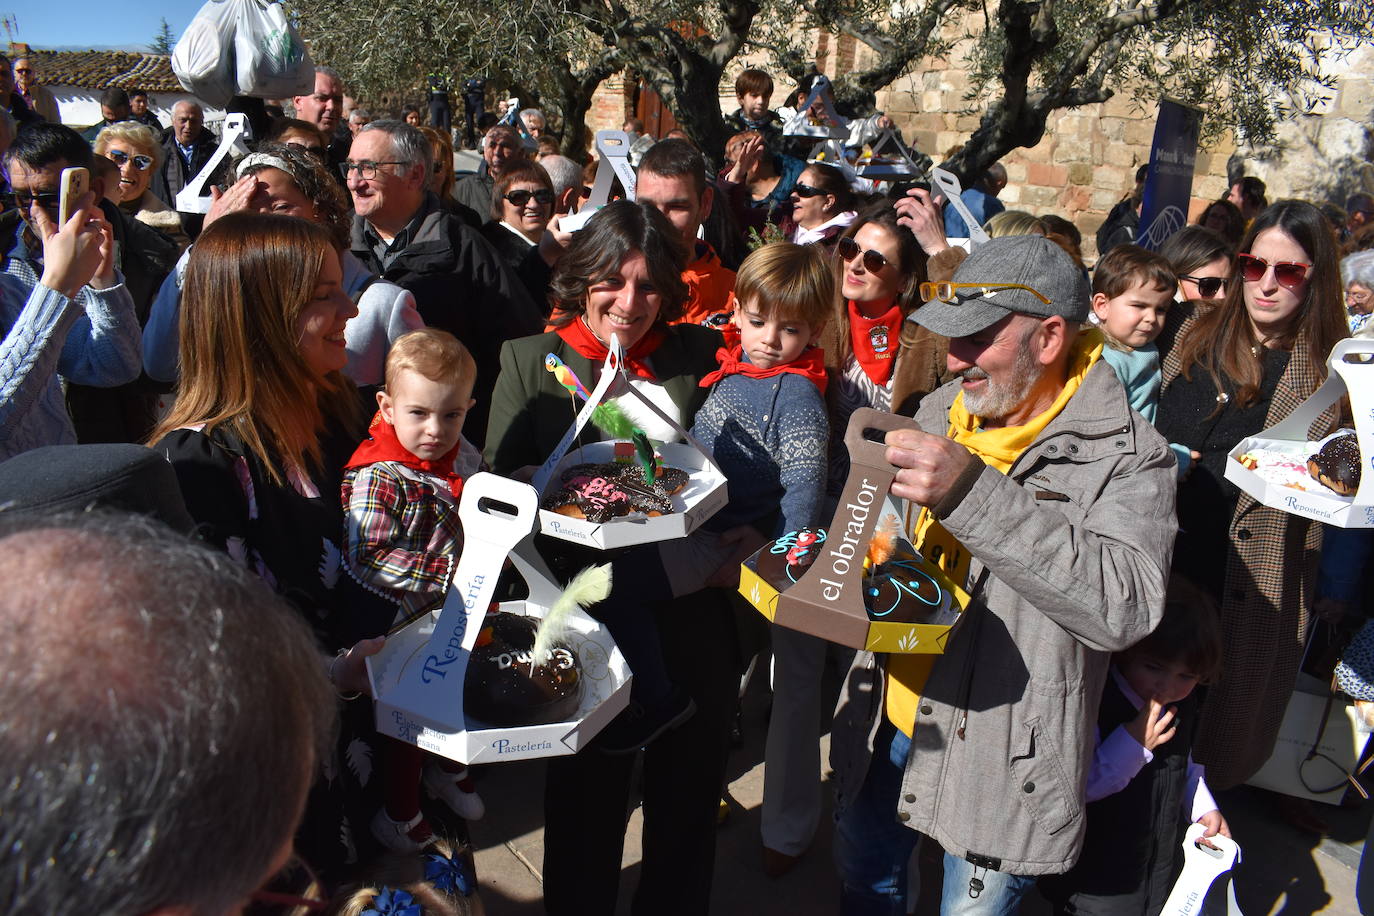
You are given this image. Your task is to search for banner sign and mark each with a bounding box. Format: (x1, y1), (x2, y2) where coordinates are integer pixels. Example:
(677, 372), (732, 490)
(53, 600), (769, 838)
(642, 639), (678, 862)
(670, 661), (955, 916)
(1137, 99), (1203, 250)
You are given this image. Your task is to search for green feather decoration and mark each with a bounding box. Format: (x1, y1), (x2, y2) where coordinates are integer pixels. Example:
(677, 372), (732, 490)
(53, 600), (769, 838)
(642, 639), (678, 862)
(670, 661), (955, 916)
(632, 430), (657, 484)
(590, 401), (640, 440)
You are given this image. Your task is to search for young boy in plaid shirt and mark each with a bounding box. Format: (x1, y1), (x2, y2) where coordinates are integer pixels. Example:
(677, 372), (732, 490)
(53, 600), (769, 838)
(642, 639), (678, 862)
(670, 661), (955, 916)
(342, 328), (485, 852)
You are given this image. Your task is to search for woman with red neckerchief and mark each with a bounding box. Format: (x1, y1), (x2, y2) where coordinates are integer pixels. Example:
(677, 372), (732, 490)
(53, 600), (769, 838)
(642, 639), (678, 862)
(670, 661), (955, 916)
(484, 200), (752, 915)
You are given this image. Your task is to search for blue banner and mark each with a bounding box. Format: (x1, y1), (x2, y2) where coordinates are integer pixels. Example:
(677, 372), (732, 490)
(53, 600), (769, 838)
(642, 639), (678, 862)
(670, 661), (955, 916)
(1137, 99), (1203, 251)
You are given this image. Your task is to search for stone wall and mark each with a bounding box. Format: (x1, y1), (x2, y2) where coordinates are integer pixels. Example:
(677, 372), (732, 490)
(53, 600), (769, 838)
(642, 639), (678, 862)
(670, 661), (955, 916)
(583, 18), (1373, 260)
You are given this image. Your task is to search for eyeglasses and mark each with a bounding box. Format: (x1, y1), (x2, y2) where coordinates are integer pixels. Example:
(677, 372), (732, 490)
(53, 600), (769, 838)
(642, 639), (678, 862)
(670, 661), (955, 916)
(0, 189), (61, 214)
(339, 159), (410, 180)
(1235, 253), (1310, 292)
(106, 149), (154, 171)
(1177, 274), (1228, 298)
(837, 236), (889, 273)
(792, 183), (825, 198)
(920, 281), (1052, 306)
(503, 188), (553, 207)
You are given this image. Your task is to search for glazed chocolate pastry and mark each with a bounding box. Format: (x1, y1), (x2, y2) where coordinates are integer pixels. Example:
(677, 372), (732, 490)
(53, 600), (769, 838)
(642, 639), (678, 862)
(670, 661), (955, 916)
(464, 612), (583, 727)
(1308, 434), (1362, 496)
(863, 552), (951, 624)
(541, 461), (688, 521)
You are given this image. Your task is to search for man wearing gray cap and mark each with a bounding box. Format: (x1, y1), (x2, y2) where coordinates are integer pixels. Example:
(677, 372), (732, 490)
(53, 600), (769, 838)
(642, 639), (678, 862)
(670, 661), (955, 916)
(831, 235), (1178, 913)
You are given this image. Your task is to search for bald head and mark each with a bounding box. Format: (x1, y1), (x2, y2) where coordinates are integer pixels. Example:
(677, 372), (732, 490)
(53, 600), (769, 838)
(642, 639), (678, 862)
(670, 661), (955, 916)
(171, 99), (205, 146)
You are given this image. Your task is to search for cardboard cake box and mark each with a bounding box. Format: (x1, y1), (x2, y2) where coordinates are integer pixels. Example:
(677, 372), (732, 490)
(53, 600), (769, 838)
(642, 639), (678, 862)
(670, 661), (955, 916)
(532, 335), (727, 549)
(1224, 337), (1374, 528)
(367, 473), (631, 765)
(738, 408), (967, 654)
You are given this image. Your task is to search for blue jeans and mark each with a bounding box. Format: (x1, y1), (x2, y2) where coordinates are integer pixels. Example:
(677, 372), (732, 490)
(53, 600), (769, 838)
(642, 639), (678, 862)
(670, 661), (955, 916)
(835, 722), (1037, 916)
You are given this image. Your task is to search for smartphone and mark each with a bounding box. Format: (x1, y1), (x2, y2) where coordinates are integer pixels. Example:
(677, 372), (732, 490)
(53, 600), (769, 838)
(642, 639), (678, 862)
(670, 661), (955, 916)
(58, 166), (90, 224)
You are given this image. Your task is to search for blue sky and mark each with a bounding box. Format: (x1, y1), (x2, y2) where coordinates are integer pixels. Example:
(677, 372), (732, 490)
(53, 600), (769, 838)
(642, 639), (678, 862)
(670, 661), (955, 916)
(1, 1), (204, 52)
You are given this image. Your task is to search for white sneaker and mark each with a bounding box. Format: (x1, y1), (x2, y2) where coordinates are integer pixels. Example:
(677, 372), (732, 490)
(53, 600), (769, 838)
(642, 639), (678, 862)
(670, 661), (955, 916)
(370, 807), (434, 853)
(423, 763), (486, 820)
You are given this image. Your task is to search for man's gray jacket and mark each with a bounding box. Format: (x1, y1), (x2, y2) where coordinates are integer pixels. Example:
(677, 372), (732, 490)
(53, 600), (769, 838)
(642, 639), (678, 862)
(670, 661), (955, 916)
(830, 357), (1178, 875)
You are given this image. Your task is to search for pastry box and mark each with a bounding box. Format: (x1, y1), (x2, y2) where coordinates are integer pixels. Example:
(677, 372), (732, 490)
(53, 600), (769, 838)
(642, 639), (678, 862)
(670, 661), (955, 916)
(531, 336), (727, 549)
(367, 473), (631, 765)
(1224, 337), (1374, 528)
(738, 408), (968, 653)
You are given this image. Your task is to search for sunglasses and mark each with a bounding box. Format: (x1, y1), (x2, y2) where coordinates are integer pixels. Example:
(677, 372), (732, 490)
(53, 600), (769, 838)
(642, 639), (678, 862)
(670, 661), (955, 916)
(1235, 253), (1310, 292)
(1177, 274), (1228, 298)
(837, 236), (889, 273)
(920, 281), (1052, 306)
(792, 183), (826, 198)
(107, 149), (154, 171)
(504, 188), (553, 207)
(0, 189), (60, 214)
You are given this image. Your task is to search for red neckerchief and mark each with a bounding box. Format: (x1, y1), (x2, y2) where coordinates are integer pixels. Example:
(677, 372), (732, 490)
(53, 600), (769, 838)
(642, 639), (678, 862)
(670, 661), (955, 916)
(699, 345), (828, 394)
(345, 411), (465, 499)
(553, 318), (666, 382)
(847, 299), (902, 386)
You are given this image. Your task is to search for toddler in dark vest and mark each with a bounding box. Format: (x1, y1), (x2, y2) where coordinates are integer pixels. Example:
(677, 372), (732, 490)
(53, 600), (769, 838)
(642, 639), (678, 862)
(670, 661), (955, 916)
(1040, 577), (1229, 915)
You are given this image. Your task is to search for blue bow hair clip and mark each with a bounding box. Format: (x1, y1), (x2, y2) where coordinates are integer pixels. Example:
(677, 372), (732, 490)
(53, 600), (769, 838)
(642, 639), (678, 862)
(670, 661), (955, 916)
(425, 851), (475, 896)
(362, 886), (422, 916)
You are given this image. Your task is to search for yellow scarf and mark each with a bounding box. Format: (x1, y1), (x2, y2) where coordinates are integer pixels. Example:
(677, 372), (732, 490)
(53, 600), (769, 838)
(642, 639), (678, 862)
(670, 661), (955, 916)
(886, 329), (1103, 736)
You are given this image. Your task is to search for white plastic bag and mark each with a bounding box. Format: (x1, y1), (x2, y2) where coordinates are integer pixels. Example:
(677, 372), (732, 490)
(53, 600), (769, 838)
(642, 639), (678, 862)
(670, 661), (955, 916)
(171, 0), (313, 107)
(233, 0), (312, 99)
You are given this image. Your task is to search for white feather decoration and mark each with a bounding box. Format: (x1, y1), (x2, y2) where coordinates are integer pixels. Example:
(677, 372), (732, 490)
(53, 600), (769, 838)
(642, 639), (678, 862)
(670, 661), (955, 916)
(345, 737), (373, 786)
(532, 563), (613, 666)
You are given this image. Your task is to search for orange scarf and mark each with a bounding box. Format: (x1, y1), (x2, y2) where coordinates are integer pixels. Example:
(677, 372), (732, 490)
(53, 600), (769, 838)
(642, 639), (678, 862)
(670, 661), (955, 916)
(848, 299), (902, 386)
(554, 318), (666, 382)
(345, 411), (465, 499)
(698, 345), (828, 394)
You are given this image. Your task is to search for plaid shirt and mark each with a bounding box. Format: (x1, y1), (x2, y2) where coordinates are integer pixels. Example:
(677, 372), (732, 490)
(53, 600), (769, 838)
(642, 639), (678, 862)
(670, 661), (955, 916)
(342, 460), (463, 627)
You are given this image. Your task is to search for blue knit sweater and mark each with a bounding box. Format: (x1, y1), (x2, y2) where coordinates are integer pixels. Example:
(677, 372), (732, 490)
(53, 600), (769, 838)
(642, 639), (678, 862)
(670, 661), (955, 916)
(690, 362), (829, 537)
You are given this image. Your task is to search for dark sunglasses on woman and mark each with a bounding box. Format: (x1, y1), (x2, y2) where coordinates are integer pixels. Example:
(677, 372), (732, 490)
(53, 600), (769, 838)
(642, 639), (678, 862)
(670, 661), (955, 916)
(837, 235), (889, 273)
(1177, 274), (1228, 298)
(504, 188), (553, 207)
(1235, 253), (1310, 292)
(106, 149), (154, 171)
(792, 183), (825, 198)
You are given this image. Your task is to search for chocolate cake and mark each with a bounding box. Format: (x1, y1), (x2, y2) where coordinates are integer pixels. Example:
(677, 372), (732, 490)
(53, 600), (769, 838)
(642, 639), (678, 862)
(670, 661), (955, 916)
(1307, 434), (1362, 496)
(463, 612), (583, 727)
(752, 527), (953, 625)
(541, 461), (689, 522)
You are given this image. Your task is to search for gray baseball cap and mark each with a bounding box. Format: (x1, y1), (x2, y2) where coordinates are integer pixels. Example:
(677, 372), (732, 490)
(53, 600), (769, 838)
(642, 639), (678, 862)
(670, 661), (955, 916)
(913, 235), (1090, 337)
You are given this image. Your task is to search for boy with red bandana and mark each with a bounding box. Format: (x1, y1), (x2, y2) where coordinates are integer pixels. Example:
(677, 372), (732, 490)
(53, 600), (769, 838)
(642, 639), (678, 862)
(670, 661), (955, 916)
(342, 328), (486, 853)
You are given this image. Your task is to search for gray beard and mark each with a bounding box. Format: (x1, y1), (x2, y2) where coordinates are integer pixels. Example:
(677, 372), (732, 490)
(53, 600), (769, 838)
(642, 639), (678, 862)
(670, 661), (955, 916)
(960, 346), (1044, 422)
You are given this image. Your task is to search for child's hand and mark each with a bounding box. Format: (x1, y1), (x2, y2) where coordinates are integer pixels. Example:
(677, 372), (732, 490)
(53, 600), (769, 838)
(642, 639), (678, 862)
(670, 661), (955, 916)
(1195, 809), (1231, 849)
(1125, 697), (1177, 750)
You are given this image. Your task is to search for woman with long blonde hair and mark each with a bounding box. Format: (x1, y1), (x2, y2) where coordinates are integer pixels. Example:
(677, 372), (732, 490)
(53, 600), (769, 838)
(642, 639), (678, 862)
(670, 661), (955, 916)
(150, 210), (394, 877)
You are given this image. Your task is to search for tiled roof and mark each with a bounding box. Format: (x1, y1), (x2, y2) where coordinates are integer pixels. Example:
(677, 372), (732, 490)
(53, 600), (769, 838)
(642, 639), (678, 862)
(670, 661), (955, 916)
(22, 49), (182, 93)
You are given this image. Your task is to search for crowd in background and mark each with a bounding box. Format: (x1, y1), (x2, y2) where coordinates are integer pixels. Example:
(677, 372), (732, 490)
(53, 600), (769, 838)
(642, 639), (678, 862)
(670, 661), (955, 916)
(2, 54), (1374, 916)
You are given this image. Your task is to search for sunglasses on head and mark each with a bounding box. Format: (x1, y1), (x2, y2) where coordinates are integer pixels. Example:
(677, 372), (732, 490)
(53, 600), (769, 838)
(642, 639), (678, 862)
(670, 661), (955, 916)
(1177, 274), (1228, 298)
(106, 149), (154, 171)
(504, 188), (553, 207)
(919, 281), (1052, 306)
(1235, 253), (1310, 292)
(837, 235), (889, 273)
(792, 183), (826, 198)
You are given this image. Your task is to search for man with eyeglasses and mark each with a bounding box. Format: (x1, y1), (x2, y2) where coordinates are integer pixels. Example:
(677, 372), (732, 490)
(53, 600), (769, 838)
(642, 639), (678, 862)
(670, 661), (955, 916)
(12, 57), (57, 123)
(453, 123), (523, 217)
(346, 120), (540, 447)
(635, 138), (737, 325)
(832, 234), (1176, 914)
(3, 123), (177, 446)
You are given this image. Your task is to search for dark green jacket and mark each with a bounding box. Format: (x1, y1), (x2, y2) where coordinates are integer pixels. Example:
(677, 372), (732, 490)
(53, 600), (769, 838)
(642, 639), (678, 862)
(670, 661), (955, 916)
(484, 324), (722, 475)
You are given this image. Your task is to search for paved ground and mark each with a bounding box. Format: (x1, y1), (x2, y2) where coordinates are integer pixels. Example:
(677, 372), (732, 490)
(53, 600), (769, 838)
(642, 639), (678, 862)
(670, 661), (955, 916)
(466, 660), (1367, 915)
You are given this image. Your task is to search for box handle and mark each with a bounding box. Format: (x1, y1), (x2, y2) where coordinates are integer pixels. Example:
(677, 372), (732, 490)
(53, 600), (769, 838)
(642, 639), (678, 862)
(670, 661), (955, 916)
(844, 407), (924, 470)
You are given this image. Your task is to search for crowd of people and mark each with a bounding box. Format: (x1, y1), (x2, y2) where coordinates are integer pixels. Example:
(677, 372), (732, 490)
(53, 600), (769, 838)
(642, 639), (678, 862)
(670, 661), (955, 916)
(1, 54), (1372, 916)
